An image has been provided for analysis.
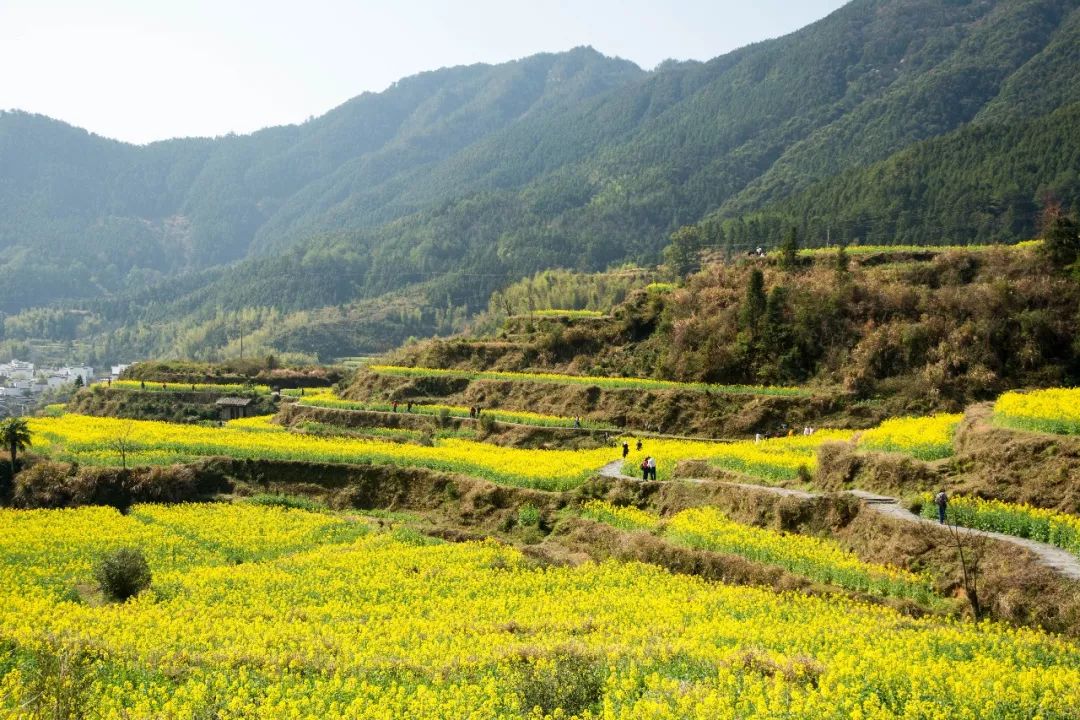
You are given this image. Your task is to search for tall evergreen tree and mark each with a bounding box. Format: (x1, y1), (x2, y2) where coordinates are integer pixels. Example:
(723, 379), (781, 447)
(1044, 213), (1080, 269)
(780, 227), (800, 271)
(740, 269), (767, 331)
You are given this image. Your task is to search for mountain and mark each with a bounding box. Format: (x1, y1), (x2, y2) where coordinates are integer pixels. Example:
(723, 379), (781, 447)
(709, 100), (1080, 248)
(0, 48), (644, 308)
(3, 0), (1080, 364)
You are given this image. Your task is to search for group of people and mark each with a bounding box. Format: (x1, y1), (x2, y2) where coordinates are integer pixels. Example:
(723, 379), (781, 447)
(617, 439), (656, 479)
(390, 401), (414, 413)
(468, 406), (483, 418)
(620, 438), (644, 458)
(753, 423), (816, 443)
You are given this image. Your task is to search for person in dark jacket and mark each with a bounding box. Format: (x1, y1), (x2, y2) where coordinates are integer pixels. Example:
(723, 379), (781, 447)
(934, 490), (949, 524)
(622, 442), (629, 459)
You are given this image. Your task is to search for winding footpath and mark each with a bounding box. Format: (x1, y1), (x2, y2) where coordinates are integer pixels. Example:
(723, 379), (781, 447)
(597, 460), (1080, 581)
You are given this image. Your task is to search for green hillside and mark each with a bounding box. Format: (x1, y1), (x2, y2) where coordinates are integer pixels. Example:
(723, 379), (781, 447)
(0, 48), (643, 308)
(4, 0), (1080, 364)
(711, 101), (1080, 248)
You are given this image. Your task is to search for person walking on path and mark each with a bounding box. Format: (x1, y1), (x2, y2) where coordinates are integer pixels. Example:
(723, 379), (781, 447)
(934, 490), (949, 524)
(640, 457), (650, 481)
(622, 441), (629, 459)
(647, 456), (657, 481)
(392, 401), (398, 413)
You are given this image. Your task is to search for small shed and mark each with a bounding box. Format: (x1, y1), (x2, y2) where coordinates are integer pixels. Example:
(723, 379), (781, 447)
(216, 396), (253, 421)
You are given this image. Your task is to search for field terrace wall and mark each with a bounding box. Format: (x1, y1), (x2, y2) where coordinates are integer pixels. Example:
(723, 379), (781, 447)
(946, 404), (1080, 513)
(347, 370), (860, 438)
(814, 405), (1080, 513)
(576, 476), (1080, 636)
(68, 387), (278, 423)
(12, 457), (569, 532)
(121, 361), (344, 388)
(277, 403), (610, 448)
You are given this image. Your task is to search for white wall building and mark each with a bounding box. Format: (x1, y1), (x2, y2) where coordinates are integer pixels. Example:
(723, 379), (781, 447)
(59, 366), (94, 385)
(0, 360), (34, 381)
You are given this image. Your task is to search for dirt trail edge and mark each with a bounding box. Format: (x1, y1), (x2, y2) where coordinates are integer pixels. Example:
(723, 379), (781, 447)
(596, 459), (1080, 581)
(846, 490), (1080, 581)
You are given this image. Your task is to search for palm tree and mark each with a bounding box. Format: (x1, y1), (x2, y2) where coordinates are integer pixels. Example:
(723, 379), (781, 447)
(0, 416), (32, 479)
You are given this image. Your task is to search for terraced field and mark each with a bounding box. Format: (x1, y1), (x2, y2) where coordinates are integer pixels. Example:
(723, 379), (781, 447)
(296, 391), (616, 429)
(368, 365), (811, 397)
(994, 388), (1080, 435)
(920, 495), (1080, 558)
(111, 379), (273, 394)
(581, 501), (938, 603)
(26, 413), (616, 490)
(4, 503), (1079, 719)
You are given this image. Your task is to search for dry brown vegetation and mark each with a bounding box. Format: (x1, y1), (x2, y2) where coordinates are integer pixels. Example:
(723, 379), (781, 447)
(814, 404), (1080, 513)
(346, 369), (857, 438)
(389, 247), (1079, 415)
(69, 386), (278, 424)
(121, 360), (344, 387)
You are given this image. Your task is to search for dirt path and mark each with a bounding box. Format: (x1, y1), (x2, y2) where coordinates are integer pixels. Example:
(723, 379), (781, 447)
(846, 490), (1080, 581)
(596, 459), (1080, 581)
(599, 459), (635, 479)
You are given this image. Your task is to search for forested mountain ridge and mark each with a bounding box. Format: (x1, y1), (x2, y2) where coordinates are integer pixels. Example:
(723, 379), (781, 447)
(4, 0), (1080, 365)
(0, 48), (643, 308)
(703, 100), (1080, 248)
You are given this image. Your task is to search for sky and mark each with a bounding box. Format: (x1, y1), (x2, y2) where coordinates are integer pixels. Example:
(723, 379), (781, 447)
(0, 0), (848, 145)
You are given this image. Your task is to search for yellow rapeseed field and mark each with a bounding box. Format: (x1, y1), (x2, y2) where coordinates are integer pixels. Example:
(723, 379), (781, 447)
(994, 388), (1080, 435)
(621, 431), (855, 483)
(580, 500), (661, 531)
(2, 503), (1079, 719)
(857, 413), (963, 460)
(299, 391), (615, 429)
(666, 506), (935, 602)
(26, 413), (617, 490)
(580, 502), (934, 602)
(919, 494), (1080, 556)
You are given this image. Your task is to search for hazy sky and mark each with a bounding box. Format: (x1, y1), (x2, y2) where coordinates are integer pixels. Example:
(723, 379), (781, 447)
(1, 0), (847, 145)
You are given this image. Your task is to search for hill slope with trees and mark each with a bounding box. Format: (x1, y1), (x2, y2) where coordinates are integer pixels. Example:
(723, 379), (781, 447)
(4, 0), (1080, 363)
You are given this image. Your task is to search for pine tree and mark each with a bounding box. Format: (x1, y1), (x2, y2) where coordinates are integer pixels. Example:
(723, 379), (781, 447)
(780, 227), (800, 271)
(1044, 213), (1080, 268)
(740, 269), (767, 331)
